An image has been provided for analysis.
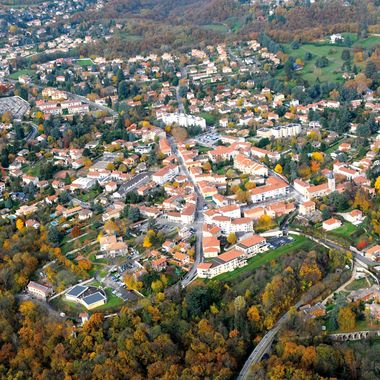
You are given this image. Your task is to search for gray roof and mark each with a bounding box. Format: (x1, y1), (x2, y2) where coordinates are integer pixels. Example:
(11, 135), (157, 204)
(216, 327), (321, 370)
(82, 292), (106, 306)
(66, 285), (87, 298)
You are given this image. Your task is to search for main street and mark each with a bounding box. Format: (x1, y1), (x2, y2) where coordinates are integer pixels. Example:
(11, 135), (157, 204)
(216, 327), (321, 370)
(167, 136), (205, 287)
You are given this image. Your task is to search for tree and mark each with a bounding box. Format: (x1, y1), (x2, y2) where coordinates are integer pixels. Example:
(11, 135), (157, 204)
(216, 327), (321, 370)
(16, 219), (24, 231)
(2, 111), (12, 124)
(143, 235), (152, 248)
(71, 225), (81, 238)
(247, 305), (260, 322)
(338, 306), (356, 331)
(375, 176), (380, 194)
(274, 164), (283, 174)
(256, 214), (275, 232)
(227, 232), (237, 245)
(341, 49), (351, 62)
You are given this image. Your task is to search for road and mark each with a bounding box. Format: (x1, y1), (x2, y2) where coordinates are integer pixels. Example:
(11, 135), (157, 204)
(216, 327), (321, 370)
(23, 121), (38, 141)
(237, 300), (303, 379)
(167, 136), (204, 287)
(175, 67), (187, 113)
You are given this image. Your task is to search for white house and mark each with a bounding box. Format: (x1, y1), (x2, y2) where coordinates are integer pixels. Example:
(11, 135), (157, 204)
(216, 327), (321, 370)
(322, 218), (342, 231)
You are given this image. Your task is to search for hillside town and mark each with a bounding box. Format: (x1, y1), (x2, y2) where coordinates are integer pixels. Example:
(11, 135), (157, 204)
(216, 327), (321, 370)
(0, 30), (380, 316)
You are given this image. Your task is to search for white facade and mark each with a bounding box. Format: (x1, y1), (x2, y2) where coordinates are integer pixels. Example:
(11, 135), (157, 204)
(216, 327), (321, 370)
(159, 112), (206, 130)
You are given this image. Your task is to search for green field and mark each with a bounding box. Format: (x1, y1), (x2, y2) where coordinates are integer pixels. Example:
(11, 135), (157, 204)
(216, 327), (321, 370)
(354, 35), (380, 49)
(76, 58), (94, 67)
(280, 43), (348, 83)
(215, 235), (313, 282)
(201, 24), (229, 33)
(8, 69), (35, 80)
(278, 34), (380, 84)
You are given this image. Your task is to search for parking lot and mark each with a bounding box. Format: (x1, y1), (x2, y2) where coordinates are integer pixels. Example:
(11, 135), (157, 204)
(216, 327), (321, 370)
(267, 236), (294, 249)
(194, 131), (221, 147)
(0, 96), (30, 120)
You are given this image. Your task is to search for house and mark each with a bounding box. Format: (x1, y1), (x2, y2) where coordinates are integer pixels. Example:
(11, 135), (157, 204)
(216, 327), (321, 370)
(105, 181), (117, 192)
(348, 286), (380, 302)
(152, 164), (179, 185)
(322, 218), (342, 231)
(203, 236), (221, 258)
(365, 245), (380, 261)
(151, 257), (168, 271)
(25, 219), (41, 229)
(234, 153), (268, 177)
(366, 303), (380, 320)
(236, 234), (267, 258)
(27, 281), (52, 300)
(299, 201), (316, 216)
(342, 209), (365, 225)
(78, 209), (93, 221)
(99, 235), (128, 257)
(197, 249), (247, 279)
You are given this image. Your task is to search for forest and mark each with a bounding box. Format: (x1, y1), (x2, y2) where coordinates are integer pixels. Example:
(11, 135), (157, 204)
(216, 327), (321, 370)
(0, 214), (356, 379)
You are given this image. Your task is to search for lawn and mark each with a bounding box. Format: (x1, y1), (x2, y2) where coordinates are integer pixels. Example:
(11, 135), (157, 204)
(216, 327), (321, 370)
(8, 69), (35, 80)
(332, 222), (358, 237)
(346, 277), (370, 291)
(215, 235), (313, 282)
(327, 222), (368, 246)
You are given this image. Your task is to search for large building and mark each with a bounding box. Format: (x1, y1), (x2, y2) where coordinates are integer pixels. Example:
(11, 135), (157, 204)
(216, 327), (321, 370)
(159, 112), (206, 130)
(27, 281), (53, 300)
(197, 249), (247, 279)
(152, 164), (179, 185)
(257, 124), (302, 139)
(65, 284), (107, 310)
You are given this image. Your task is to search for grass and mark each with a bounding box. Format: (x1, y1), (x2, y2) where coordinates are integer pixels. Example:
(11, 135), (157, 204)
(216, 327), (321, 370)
(8, 69), (35, 80)
(278, 42), (348, 84)
(327, 222), (368, 246)
(346, 277), (370, 291)
(215, 235), (312, 282)
(198, 111), (218, 126)
(324, 138), (344, 154)
(332, 222), (358, 237)
(93, 288), (124, 312)
(354, 35), (380, 49)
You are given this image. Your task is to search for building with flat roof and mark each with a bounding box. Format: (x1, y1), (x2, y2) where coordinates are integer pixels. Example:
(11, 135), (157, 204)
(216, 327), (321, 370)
(65, 284), (107, 310)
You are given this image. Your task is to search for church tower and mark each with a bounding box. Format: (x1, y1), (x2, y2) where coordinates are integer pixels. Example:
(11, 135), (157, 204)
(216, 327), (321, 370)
(327, 172), (335, 192)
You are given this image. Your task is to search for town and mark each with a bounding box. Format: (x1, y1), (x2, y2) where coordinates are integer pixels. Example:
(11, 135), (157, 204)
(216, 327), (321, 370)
(1, 0), (380, 378)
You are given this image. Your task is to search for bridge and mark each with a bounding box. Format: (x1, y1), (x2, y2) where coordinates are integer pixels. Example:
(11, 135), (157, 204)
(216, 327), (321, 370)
(330, 330), (380, 341)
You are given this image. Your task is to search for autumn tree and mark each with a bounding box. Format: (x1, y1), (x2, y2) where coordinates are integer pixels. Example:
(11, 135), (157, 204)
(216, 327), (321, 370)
(338, 306), (356, 331)
(227, 232), (237, 245)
